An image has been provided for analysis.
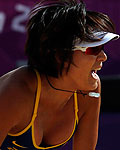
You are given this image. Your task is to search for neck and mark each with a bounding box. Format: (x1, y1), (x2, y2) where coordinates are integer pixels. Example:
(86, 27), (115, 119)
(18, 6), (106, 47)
(40, 74), (76, 112)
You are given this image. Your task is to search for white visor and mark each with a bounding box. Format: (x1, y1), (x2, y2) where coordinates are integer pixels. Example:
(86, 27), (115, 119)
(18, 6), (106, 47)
(74, 31), (119, 48)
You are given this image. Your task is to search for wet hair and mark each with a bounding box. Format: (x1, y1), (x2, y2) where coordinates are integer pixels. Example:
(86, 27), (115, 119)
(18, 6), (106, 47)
(25, 0), (115, 78)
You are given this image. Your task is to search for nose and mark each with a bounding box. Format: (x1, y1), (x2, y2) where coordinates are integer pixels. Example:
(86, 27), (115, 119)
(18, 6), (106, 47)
(97, 50), (107, 62)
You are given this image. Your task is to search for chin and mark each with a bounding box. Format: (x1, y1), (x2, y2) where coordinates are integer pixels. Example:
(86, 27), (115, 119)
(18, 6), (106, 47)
(79, 82), (98, 92)
(89, 80), (98, 91)
(87, 75), (100, 90)
(76, 77), (99, 91)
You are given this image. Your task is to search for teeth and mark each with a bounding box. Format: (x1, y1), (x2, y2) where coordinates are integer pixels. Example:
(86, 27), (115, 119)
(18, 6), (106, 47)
(91, 70), (99, 80)
(92, 70), (96, 73)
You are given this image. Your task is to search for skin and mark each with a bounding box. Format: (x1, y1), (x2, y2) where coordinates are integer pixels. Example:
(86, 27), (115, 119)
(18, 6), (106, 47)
(0, 49), (107, 150)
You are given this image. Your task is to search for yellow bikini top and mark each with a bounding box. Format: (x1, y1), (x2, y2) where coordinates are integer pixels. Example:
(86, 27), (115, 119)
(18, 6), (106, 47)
(8, 69), (79, 149)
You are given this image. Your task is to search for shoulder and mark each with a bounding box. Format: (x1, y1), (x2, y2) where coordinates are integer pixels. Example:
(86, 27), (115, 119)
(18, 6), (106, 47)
(77, 79), (101, 118)
(0, 66), (37, 93)
(0, 66), (37, 127)
(73, 80), (101, 150)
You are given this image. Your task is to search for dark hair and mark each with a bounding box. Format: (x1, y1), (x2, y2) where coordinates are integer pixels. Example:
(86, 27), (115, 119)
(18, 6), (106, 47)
(86, 11), (115, 34)
(25, 0), (115, 78)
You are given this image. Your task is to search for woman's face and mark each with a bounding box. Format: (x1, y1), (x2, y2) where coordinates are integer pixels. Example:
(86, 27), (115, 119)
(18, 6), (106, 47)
(68, 48), (107, 91)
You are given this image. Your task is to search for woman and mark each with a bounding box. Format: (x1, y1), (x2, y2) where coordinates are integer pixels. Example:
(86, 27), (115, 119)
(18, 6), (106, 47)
(0, 0), (119, 150)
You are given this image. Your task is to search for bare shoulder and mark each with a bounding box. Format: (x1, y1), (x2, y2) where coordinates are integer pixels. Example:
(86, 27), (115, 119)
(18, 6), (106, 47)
(73, 80), (101, 150)
(77, 79), (101, 118)
(0, 66), (37, 131)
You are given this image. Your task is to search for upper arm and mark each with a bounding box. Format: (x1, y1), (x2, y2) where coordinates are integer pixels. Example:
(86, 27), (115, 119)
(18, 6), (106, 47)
(0, 74), (33, 146)
(0, 86), (18, 145)
(73, 80), (101, 150)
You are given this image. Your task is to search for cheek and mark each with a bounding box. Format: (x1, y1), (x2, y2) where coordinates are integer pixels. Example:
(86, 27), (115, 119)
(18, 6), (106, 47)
(72, 51), (97, 78)
(73, 51), (97, 66)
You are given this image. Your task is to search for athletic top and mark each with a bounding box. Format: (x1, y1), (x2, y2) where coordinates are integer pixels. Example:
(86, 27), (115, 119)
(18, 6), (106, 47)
(1, 70), (79, 150)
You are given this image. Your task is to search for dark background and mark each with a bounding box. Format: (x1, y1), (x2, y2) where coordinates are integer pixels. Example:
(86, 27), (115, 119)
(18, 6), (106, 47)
(0, 0), (120, 149)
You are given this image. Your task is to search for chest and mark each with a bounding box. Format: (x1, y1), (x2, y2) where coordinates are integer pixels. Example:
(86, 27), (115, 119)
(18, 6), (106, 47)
(34, 98), (76, 147)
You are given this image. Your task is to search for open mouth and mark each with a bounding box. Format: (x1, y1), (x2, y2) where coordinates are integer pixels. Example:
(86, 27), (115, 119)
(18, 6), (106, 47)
(91, 70), (99, 80)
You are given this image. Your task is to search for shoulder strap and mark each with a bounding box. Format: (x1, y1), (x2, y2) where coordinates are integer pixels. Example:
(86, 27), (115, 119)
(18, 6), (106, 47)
(74, 91), (79, 124)
(8, 69), (42, 136)
(31, 69), (41, 122)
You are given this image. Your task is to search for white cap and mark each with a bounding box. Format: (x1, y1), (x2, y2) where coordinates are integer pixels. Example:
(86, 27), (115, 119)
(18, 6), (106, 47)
(74, 31), (119, 48)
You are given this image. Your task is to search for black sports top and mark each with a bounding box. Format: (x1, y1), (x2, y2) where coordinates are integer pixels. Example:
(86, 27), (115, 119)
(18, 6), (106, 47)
(1, 70), (79, 150)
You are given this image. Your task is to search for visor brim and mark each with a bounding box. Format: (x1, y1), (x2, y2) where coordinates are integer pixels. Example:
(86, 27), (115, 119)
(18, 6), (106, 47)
(75, 32), (120, 48)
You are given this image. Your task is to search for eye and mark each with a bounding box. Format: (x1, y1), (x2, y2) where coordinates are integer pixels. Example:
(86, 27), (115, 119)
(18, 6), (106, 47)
(85, 45), (104, 55)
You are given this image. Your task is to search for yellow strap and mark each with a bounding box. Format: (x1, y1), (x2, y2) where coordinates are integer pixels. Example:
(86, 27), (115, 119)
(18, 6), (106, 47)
(32, 69), (41, 121)
(32, 83), (78, 149)
(8, 69), (41, 136)
(74, 91), (79, 124)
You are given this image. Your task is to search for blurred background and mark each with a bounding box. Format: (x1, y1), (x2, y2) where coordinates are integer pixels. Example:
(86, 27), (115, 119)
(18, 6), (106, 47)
(0, 0), (120, 149)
